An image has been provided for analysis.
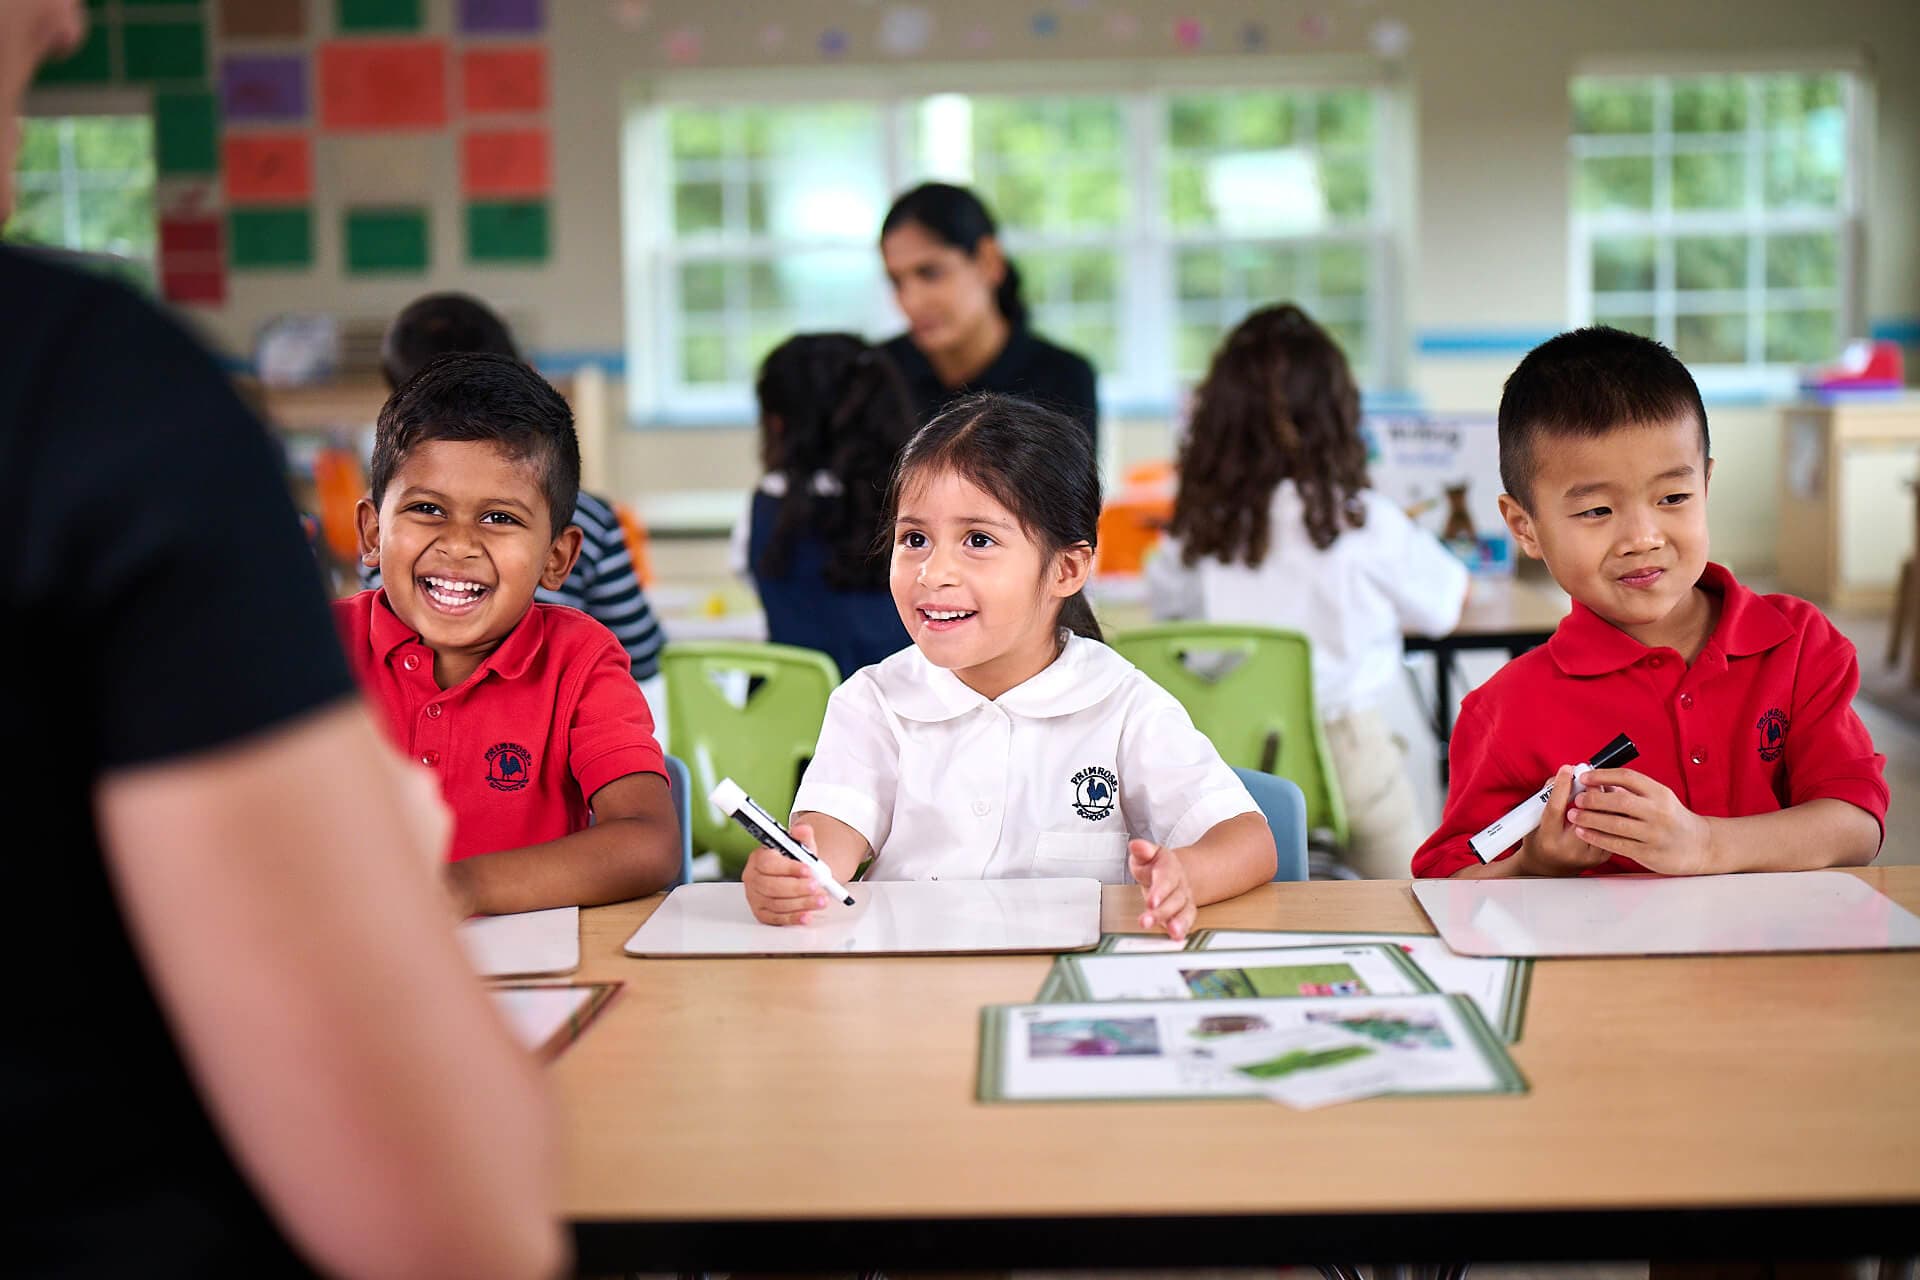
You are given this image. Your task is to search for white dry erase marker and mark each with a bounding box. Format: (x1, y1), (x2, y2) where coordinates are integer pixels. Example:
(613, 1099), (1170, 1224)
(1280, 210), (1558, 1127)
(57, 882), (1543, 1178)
(1468, 733), (1639, 862)
(709, 777), (856, 907)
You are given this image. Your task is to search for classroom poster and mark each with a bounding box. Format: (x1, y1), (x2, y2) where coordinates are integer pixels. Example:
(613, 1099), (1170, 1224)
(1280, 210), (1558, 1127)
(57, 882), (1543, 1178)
(1364, 415), (1513, 574)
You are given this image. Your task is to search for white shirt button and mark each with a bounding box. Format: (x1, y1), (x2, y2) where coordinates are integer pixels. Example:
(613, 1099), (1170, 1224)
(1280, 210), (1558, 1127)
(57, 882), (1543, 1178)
(972, 799), (991, 816)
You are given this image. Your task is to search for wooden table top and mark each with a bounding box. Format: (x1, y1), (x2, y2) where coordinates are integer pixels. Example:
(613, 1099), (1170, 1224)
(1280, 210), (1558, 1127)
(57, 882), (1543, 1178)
(1437, 576), (1570, 642)
(554, 867), (1920, 1268)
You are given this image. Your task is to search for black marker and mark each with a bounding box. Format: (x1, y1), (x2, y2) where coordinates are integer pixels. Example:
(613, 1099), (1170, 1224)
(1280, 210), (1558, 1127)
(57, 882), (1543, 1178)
(710, 778), (856, 906)
(1469, 733), (1639, 862)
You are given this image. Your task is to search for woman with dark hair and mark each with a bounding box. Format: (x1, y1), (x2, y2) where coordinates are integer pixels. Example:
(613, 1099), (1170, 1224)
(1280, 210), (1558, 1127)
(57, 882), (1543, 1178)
(878, 182), (1100, 445)
(744, 333), (918, 677)
(1145, 304), (1469, 879)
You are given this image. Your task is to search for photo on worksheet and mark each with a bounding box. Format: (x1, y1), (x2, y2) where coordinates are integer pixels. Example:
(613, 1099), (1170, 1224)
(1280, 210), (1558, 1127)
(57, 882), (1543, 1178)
(1192, 929), (1533, 1042)
(1032, 943), (1437, 1005)
(978, 993), (1527, 1103)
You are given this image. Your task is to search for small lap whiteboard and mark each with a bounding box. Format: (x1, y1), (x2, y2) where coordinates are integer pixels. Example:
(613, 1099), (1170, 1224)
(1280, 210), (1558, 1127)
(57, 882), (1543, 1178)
(1412, 871), (1920, 958)
(624, 879), (1103, 957)
(459, 906), (580, 977)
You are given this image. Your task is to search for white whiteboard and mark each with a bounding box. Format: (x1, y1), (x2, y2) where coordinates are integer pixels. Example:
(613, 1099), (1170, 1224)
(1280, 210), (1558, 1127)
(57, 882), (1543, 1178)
(1412, 871), (1920, 957)
(459, 906), (580, 977)
(624, 879), (1103, 957)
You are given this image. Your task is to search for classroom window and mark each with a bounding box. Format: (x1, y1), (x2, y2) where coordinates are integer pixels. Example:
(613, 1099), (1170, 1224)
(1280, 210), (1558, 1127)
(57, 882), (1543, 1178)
(3, 113), (156, 287)
(1569, 71), (1859, 372)
(632, 78), (1399, 419)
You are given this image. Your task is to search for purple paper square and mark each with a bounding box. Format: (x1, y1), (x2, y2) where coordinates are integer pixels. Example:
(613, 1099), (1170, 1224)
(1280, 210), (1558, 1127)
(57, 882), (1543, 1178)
(221, 55), (307, 122)
(458, 0), (543, 34)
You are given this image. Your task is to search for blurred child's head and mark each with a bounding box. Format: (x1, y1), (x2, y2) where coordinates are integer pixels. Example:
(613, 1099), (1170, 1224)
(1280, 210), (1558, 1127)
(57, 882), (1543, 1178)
(754, 333), (917, 590)
(1496, 327), (1713, 636)
(883, 393), (1101, 698)
(358, 353), (583, 668)
(1171, 304), (1369, 568)
(880, 183), (1024, 358)
(381, 292), (521, 391)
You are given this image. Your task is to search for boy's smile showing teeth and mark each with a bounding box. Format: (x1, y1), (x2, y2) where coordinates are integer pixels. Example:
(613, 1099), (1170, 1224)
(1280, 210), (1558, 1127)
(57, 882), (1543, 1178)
(418, 574), (493, 613)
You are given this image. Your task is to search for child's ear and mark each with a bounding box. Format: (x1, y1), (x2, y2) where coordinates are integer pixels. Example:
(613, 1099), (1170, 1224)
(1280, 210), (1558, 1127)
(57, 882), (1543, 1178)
(541, 523), (585, 591)
(976, 235), (1008, 290)
(1704, 456), (1715, 489)
(355, 498), (381, 567)
(1497, 493), (1545, 561)
(1050, 540), (1095, 599)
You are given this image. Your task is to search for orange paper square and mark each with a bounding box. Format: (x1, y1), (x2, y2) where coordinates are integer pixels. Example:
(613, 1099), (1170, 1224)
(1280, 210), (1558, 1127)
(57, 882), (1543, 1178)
(462, 128), (550, 197)
(319, 40), (449, 131)
(223, 134), (314, 202)
(461, 47), (546, 115)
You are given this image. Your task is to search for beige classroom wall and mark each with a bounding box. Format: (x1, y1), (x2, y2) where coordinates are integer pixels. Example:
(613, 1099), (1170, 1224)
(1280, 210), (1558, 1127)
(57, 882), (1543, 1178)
(143, 0), (1920, 577)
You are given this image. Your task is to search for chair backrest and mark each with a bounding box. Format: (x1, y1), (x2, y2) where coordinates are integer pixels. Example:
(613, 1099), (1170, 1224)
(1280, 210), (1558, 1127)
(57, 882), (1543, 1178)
(1110, 623), (1348, 843)
(662, 753), (695, 888)
(1231, 767), (1309, 882)
(612, 500), (655, 587)
(657, 641), (841, 877)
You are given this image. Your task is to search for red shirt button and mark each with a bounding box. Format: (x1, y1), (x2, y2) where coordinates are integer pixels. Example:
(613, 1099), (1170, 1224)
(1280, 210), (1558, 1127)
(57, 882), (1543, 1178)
(402, 653), (420, 672)
(1690, 747), (1707, 766)
(421, 751), (440, 767)
(1648, 655), (1664, 669)
(1679, 693), (1694, 710)
(426, 703), (442, 719)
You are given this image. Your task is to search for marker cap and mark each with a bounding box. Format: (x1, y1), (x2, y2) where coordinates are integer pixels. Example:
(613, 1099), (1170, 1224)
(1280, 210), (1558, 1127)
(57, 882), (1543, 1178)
(709, 778), (747, 815)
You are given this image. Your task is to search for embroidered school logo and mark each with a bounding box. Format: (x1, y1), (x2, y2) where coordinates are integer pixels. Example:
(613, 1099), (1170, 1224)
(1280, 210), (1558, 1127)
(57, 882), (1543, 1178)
(485, 742), (534, 792)
(1755, 709), (1789, 763)
(1070, 765), (1120, 821)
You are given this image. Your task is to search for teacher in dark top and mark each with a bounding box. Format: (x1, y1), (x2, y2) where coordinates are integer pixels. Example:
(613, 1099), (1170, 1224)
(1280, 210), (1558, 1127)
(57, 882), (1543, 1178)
(879, 182), (1100, 445)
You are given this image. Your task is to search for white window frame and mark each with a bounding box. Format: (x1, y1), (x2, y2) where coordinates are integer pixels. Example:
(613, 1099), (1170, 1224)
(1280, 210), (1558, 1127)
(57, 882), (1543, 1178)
(1567, 58), (1870, 396)
(622, 57), (1408, 426)
(13, 89), (158, 275)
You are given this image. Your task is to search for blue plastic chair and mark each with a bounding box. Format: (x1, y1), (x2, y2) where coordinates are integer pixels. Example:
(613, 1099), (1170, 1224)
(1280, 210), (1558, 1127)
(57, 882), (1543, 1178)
(663, 753), (694, 888)
(1233, 767), (1309, 883)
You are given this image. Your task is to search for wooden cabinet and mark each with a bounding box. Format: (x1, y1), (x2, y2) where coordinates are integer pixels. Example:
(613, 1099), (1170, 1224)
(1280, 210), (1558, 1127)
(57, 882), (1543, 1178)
(1777, 395), (1920, 610)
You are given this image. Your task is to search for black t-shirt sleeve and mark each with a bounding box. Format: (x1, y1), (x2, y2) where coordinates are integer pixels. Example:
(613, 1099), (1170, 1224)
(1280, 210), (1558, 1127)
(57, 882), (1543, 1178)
(12, 272), (353, 770)
(1060, 350), (1098, 437)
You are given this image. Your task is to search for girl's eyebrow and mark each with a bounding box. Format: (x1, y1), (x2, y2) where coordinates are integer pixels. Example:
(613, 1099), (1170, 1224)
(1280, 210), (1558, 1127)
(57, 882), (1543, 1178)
(894, 513), (1016, 530)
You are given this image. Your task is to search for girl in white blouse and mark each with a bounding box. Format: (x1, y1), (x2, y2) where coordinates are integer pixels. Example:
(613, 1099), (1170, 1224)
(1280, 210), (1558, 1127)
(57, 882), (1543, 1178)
(744, 393), (1276, 940)
(1145, 305), (1468, 878)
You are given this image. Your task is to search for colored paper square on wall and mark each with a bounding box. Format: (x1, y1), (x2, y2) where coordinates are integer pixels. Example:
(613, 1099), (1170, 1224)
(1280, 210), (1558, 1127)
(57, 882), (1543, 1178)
(224, 135), (314, 202)
(466, 200), (547, 263)
(219, 0), (307, 39)
(161, 216), (224, 257)
(345, 207), (430, 273)
(124, 20), (209, 82)
(222, 56), (308, 121)
(32, 24), (111, 86)
(459, 0), (543, 34)
(338, 0), (422, 31)
(230, 207), (313, 269)
(319, 41), (448, 131)
(461, 47), (546, 115)
(461, 129), (549, 197)
(323, 134), (441, 202)
(155, 93), (221, 176)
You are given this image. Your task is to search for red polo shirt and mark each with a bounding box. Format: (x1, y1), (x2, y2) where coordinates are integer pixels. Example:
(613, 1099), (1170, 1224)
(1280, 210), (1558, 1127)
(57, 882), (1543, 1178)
(1413, 563), (1887, 878)
(332, 589), (666, 862)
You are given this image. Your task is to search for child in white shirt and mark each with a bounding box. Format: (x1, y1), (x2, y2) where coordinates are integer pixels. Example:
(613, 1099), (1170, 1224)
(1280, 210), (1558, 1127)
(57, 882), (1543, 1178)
(745, 393), (1276, 940)
(1145, 304), (1468, 879)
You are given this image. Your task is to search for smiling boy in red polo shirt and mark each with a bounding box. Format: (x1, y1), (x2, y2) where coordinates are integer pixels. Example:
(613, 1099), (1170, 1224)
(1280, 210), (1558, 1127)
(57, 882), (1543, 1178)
(336, 352), (680, 913)
(1413, 327), (1886, 879)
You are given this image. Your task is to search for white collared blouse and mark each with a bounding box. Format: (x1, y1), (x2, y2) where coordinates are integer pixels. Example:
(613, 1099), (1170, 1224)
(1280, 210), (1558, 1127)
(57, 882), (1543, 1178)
(792, 633), (1258, 883)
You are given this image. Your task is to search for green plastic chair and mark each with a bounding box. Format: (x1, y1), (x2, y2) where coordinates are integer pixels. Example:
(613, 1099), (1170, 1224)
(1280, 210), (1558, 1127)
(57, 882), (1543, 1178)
(658, 641), (841, 877)
(1110, 623), (1349, 847)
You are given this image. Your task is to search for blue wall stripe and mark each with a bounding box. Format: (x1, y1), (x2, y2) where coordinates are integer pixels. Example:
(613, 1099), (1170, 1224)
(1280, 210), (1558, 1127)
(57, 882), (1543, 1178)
(1415, 329), (1559, 356)
(1870, 317), (1920, 345)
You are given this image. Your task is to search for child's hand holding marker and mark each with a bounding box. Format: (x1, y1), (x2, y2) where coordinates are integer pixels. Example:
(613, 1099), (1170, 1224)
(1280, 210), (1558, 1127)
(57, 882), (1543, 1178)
(1568, 769), (1714, 875)
(743, 824), (832, 925)
(1129, 838), (1196, 942)
(1512, 766), (1614, 876)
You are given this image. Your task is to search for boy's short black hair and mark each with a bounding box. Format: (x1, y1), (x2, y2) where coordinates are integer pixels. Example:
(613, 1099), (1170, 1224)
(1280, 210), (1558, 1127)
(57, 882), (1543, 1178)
(381, 292), (521, 390)
(1498, 326), (1710, 510)
(371, 352), (579, 535)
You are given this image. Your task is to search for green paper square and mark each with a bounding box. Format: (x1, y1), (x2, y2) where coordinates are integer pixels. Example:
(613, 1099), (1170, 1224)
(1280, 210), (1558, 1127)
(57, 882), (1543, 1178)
(33, 24), (112, 85)
(154, 93), (220, 175)
(230, 207), (313, 269)
(466, 201), (548, 264)
(345, 208), (429, 273)
(124, 20), (208, 82)
(338, 0), (421, 31)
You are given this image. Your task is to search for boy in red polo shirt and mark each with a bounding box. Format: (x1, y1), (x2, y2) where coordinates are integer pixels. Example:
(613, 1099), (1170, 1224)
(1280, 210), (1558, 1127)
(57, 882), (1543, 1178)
(337, 352), (680, 913)
(1413, 327), (1886, 878)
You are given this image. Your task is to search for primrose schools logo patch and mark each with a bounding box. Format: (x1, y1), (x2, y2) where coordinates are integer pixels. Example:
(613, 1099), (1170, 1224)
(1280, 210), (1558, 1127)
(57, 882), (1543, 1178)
(485, 742), (534, 792)
(1755, 708), (1788, 763)
(1070, 765), (1119, 821)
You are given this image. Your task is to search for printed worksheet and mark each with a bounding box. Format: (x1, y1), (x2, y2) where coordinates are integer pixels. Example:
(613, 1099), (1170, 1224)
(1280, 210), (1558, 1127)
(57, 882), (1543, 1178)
(1036, 943), (1437, 1004)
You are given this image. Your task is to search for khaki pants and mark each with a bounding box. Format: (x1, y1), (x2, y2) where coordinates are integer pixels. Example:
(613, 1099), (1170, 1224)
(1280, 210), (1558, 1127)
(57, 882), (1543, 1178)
(1322, 706), (1425, 880)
